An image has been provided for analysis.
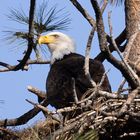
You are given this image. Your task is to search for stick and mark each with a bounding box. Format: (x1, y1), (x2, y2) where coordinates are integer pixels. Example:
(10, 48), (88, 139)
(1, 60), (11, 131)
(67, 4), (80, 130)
(72, 78), (79, 103)
(118, 88), (140, 116)
(0, 98), (48, 127)
(27, 85), (46, 100)
(108, 11), (140, 86)
(69, 0), (96, 27)
(84, 28), (96, 87)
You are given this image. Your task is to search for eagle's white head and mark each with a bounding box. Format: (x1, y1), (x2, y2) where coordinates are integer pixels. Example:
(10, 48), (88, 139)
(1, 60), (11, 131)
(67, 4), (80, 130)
(38, 32), (75, 64)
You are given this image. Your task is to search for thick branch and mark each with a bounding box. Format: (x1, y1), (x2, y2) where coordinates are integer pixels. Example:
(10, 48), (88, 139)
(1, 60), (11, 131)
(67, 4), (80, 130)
(13, 0), (36, 71)
(91, 0), (139, 89)
(69, 0), (96, 27)
(0, 99), (48, 127)
(94, 29), (126, 62)
(108, 11), (140, 86)
(0, 62), (13, 69)
(84, 1), (108, 87)
(70, 0), (126, 63)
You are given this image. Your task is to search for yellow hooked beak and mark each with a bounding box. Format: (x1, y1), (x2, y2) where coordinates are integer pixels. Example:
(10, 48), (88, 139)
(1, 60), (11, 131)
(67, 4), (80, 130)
(38, 35), (55, 45)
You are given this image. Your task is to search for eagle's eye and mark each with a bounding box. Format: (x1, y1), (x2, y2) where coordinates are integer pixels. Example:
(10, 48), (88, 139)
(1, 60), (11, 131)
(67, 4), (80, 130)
(53, 34), (59, 38)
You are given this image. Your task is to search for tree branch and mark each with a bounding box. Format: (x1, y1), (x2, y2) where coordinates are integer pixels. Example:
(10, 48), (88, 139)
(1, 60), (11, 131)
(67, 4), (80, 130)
(0, 0), (36, 72)
(119, 87), (140, 116)
(18, 59), (50, 65)
(69, 0), (96, 27)
(27, 85), (46, 101)
(70, 0), (126, 64)
(94, 29), (126, 62)
(108, 11), (140, 86)
(90, 0), (139, 89)
(13, 0), (36, 71)
(0, 59), (50, 72)
(71, 78), (79, 103)
(101, 0), (108, 12)
(0, 99), (48, 127)
(84, 28), (96, 87)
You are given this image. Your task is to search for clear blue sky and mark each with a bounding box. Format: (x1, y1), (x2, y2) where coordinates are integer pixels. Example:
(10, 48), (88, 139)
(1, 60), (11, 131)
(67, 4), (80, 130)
(0, 0), (125, 127)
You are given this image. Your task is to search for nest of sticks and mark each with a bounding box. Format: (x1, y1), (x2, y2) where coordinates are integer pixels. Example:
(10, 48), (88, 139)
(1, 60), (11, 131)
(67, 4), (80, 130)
(24, 85), (140, 140)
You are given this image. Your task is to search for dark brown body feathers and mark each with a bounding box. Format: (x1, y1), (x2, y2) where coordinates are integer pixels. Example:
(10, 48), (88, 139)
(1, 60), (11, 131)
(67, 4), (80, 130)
(46, 53), (111, 109)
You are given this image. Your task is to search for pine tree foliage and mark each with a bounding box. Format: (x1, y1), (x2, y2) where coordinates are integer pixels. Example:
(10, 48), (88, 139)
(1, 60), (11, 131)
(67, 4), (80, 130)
(4, 0), (70, 47)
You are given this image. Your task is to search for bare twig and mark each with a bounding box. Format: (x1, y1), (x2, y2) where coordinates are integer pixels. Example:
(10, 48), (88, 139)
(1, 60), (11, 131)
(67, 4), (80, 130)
(84, 28), (96, 87)
(26, 99), (50, 114)
(117, 79), (126, 94)
(69, 0), (107, 27)
(119, 88), (131, 93)
(101, 0), (108, 12)
(0, 64), (28, 72)
(26, 99), (60, 123)
(27, 85), (46, 100)
(95, 29), (126, 62)
(26, 99), (91, 116)
(55, 106), (79, 114)
(108, 11), (113, 37)
(0, 62), (13, 69)
(123, 32), (139, 60)
(77, 88), (97, 104)
(120, 132), (140, 138)
(0, 59), (50, 72)
(0, 98), (48, 127)
(69, 0), (96, 27)
(119, 88), (140, 116)
(18, 59), (50, 65)
(78, 88), (123, 105)
(66, 111), (94, 124)
(98, 69), (110, 88)
(72, 78), (79, 103)
(53, 110), (96, 139)
(98, 90), (123, 99)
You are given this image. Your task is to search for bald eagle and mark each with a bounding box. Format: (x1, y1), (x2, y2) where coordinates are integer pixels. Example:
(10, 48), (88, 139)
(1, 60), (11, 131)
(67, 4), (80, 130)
(38, 32), (111, 109)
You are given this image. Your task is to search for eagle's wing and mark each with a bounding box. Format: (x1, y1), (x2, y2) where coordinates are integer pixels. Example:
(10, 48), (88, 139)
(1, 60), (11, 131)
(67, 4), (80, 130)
(46, 62), (76, 108)
(62, 54), (111, 92)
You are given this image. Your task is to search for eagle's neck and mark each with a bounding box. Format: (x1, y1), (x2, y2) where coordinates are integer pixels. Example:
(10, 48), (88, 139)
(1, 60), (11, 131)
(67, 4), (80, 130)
(50, 43), (75, 64)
